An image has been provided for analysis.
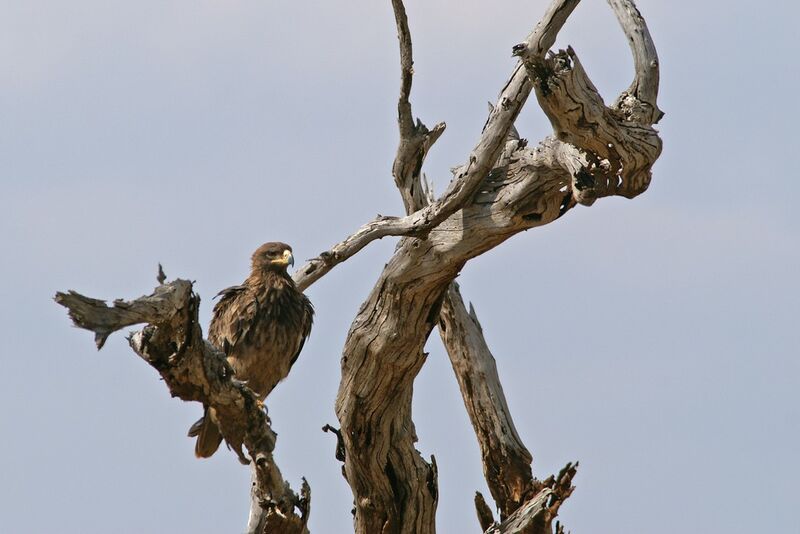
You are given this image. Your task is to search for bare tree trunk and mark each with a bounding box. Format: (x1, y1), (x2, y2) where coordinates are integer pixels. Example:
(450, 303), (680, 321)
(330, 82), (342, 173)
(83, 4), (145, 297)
(56, 0), (661, 532)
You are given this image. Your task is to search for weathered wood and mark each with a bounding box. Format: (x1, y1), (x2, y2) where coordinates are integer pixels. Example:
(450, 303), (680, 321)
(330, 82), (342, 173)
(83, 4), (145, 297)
(515, 0), (662, 204)
(333, 132), (579, 533)
(56, 0), (662, 532)
(484, 462), (577, 534)
(439, 284), (534, 519)
(390, 0), (447, 214)
(55, 279), (309, 534)
(391, 102), (547, 522)
(524, 47), (661, 202)
(383, 6), (549, 524)
(608, 0), (663, 124)
(475, 491), (498, 532)
(333, 0), (662, 532)
(292, 0), (580, 294)
(333, 1), (602, 531)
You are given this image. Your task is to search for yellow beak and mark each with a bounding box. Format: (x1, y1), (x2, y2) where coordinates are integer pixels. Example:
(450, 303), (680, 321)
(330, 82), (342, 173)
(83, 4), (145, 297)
(272, 249), (294, 267)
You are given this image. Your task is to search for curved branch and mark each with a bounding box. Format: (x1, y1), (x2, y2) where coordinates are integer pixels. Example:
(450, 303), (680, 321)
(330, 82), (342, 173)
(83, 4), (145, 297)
(512, 0), (662, 204)
(385, 5), (548, 522)
(294, 0), (580, 294)
(608, 0), (663, 123)
(291, 87), (520, 292)
(513, 0), (581, 59)
(55, 1), (663, 532)
(526, 47), (662, 201)
(335, 1), (591, 529)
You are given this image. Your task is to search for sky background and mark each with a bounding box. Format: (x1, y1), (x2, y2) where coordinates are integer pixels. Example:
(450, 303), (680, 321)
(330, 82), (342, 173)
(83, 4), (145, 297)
(2, 0), (798, 533)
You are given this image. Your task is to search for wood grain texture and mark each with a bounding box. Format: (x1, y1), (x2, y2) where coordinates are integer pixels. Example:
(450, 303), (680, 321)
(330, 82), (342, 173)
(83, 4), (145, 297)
(56, 0), (662, 531)
(439, 284), (534, 519)
(55, 279), (310, 534)
(333, 0), (661, 532)
(291, 0), (580, 294)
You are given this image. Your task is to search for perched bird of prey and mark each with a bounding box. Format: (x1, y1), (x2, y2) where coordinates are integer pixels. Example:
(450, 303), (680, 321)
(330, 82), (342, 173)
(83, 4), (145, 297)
(188, 242), (314, 458)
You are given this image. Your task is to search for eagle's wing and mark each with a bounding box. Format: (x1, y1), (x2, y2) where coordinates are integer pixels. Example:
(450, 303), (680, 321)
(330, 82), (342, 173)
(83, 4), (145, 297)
(208, 284), (255, 354)
(288, 295), (314, 369)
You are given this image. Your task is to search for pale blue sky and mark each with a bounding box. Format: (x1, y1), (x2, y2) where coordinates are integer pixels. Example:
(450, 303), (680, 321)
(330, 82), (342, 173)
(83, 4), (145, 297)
(2, 1), (798, 533)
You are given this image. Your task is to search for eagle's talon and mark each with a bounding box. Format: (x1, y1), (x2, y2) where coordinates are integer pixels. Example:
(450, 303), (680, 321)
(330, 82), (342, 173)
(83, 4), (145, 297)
(256, 399), (271, 423)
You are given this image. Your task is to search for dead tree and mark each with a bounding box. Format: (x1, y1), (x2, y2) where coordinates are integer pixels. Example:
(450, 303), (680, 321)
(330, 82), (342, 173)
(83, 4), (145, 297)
(55, 0), (662, 532)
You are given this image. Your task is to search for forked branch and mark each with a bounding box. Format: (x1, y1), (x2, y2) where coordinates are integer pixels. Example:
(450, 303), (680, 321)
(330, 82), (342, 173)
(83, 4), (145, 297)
(56, 0), (663, 532)
(332, 1), (610, 533)
(293, 0), (580, 293)
(514, 0), (662, 204)
(335, 0), (662, 532)
(55, 279), (309, 534)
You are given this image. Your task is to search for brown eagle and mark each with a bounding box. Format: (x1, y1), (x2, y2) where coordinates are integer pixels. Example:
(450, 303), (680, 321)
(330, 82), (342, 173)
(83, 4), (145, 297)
(188, 242), (314, 458)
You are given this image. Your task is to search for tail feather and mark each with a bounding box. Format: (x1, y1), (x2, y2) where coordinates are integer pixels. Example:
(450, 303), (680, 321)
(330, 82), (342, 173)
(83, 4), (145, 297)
(189, 409), (223, 458)
(187, 417), (204, 437)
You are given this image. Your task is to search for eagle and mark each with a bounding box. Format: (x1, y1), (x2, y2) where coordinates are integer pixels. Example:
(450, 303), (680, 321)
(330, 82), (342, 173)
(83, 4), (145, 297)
(188, 242), (314, 458)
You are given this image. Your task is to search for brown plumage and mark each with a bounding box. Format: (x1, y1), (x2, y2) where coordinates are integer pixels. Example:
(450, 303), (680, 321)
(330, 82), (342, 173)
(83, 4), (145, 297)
(188, 242), (313, 458)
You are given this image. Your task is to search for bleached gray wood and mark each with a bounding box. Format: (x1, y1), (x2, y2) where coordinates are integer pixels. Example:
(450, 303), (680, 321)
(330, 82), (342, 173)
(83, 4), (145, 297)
(55, 280), (310, 534)
(332, 0), (661, 532)
(55, 0), (662, 532)
(292, 0), (580, 294)
(608, 0), (663, 124)
(439, 284), (535, 520)
(514, 0), (662, 205)
(380, 5), (558, 524)
(383, 2), (543, 521)
(332, 1), (607, 532)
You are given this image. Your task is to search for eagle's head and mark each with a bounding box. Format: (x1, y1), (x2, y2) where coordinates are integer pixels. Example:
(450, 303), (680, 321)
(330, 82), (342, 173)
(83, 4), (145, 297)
(251, 242), (294, 273)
